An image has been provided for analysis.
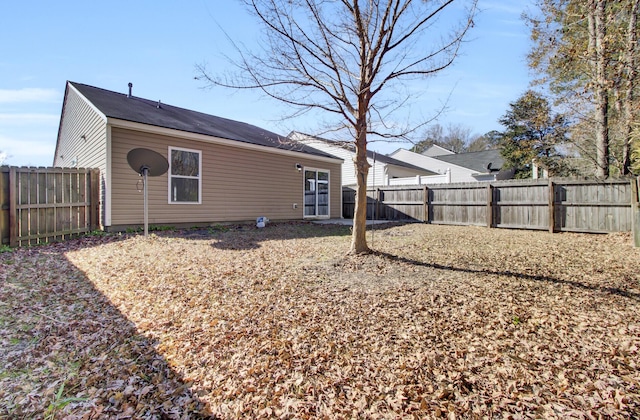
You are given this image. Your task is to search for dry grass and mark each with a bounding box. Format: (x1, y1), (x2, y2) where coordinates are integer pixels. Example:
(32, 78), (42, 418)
(1, 222), (639, 419)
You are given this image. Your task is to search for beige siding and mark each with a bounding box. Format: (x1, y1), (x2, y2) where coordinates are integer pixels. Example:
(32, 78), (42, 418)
(110, 127), (342, 226)
(54, 85), (107, 170)
(54, 84), (108, 225)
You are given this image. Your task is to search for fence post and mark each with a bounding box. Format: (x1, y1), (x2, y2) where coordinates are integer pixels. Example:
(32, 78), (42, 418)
(90, 169), (100, 231)
(487, 184), (494, 228)
(0, 168), (7, 245)
(632, 177), (639, 248)
(9, 167), (17, 247)
(548, 179), (556, 233)
(375, 188), (381, 220)
(423, 185), (428, 223)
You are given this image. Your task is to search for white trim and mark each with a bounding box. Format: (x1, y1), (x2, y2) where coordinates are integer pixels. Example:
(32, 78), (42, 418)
(105, 125), (112, 226)
(108, 118), (342, 164)
(302, 166), (331, 219)
(339, 177), (343, 219)
(168, 146), (202, 204)
(68, 83), (108, 123)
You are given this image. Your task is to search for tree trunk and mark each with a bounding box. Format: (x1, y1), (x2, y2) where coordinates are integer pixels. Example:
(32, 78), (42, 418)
(621, 0), (638, 175)
(590, 0), (610, 178)
(350, 9), (373, 255)
(349, 118), (371, 254)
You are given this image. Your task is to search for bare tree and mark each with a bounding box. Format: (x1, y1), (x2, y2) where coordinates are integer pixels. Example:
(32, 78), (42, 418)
(589, 0), (610, 178)
(443, 122), (474, 153)
(197, 0), (477, 254)
(412, 122), (482, 153)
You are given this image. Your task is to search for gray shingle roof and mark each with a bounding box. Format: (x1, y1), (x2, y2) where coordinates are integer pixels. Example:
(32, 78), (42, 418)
(432, 149), (504, 173)
(289, 131), (435, 175)
(69, 82), (339, 160)
(370, 150), (436, 174)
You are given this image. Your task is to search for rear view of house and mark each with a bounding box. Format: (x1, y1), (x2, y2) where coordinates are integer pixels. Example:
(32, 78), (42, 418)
(54, 82), (343, 230)
(290, 131), (436, 187)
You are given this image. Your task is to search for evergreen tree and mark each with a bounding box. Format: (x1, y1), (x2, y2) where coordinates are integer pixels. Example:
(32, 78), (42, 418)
(499, 91), (570, 178)
(526, 0), (639, 177)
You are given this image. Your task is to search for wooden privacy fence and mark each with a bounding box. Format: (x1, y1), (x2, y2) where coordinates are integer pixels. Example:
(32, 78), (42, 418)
(1, 166), (100, 247)
(343, 177), (640, 236)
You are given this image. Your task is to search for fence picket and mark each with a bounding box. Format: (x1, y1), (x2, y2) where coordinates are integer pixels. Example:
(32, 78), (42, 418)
(343, 178), (635, 235)
(1, 166), (100, 247)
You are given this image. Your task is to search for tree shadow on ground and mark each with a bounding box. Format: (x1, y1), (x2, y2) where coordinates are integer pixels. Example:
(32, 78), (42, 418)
(374, 251), (640, 302)
(152, 221), (404, 251)
(207, 221), (410, 250)
(0, 242), (214, 419)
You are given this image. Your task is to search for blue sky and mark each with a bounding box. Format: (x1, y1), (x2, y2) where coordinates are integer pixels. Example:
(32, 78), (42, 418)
(0, 1), (532, 167)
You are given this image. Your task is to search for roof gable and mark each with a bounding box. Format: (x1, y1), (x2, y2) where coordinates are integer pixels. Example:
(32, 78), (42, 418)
(289, 131), (435, 174)
(422, 144), (455, 157)
(68, 82), (338, 160)
(432, 149), (504, 173)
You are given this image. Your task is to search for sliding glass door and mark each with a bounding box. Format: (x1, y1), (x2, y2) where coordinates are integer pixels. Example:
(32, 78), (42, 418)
(304, 169), (329, 217)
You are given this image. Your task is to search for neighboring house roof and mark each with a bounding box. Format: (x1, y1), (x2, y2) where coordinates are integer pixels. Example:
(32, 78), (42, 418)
(371, 151), (435, 173)
(289, 131), (435, 175)
(432, 149), (504, 174)
(68, 82), (339, 160)
(389, 148), (478, 182)
(422, 144), (455, 157)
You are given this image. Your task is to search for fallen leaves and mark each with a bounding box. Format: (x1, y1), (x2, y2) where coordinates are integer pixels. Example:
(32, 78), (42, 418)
(1, 222), (639, 418)
(0, 238), (210, 419)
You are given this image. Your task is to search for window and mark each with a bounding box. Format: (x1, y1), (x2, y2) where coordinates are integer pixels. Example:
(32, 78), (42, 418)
(304, 169), (329, 217)
(169, 147), (201, 204)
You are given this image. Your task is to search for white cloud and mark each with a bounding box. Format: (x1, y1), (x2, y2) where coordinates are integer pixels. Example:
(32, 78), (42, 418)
(0, 106), (60, 166)
(0, 88), (60, 104)
(0, 134), (56, 167)
(0, 113), (59, 125)
(466, 81), (523, 100)
(479, 1), (524, 16)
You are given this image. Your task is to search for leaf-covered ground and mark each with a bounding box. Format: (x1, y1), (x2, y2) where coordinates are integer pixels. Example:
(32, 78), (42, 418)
(1, 222), (639, 419)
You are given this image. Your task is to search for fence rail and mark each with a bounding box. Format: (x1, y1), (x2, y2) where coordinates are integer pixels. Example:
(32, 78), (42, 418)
(1, 166), (100, 247)
(343, 177), (640, 236)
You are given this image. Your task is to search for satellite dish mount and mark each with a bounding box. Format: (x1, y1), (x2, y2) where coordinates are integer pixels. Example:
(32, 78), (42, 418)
(126, 148), (169, 236)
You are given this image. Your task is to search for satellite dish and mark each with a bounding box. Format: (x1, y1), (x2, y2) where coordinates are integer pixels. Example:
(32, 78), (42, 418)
(127, 148), (169, 177)
(126, 148), (169, 237)
(496, 168), (516, 180)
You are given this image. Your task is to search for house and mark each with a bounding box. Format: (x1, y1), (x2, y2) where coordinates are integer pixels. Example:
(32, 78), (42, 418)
(430, 149), (510, 181)
(289, 132), (436, 187)
(54, 82), (344, 230)
(390, 148), (510, 182)
(421, 144), (455, 157)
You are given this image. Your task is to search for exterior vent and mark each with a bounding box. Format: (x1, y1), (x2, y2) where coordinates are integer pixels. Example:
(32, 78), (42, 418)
(128, 82), (133, 98)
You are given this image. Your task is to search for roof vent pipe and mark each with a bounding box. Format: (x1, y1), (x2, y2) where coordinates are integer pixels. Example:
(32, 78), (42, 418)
(157, 100), (162, 109)
(128, 82), (133, 98)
